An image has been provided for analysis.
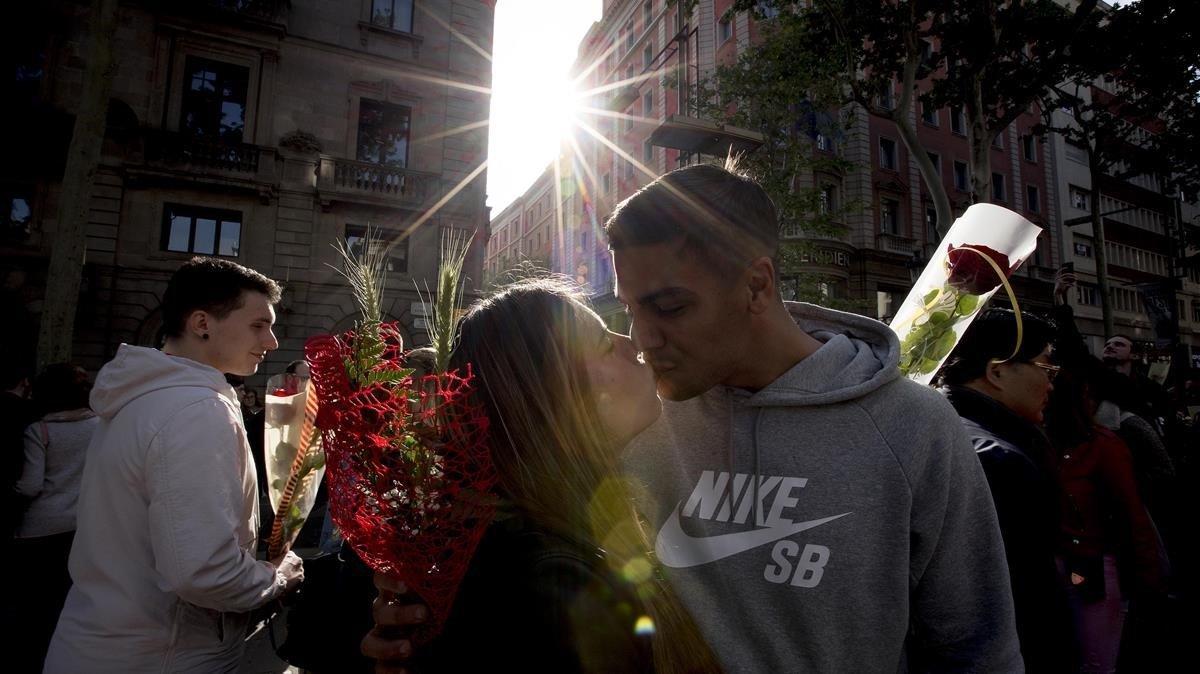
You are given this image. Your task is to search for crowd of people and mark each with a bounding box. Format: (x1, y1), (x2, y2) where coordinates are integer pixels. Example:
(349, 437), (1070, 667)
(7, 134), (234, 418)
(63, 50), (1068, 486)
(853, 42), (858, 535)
(1, 160), (1195, 673)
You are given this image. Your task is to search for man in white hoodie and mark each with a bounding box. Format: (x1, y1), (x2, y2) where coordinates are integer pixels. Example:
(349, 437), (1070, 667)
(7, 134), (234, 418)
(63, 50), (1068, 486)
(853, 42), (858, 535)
(45, 257), (304, 673)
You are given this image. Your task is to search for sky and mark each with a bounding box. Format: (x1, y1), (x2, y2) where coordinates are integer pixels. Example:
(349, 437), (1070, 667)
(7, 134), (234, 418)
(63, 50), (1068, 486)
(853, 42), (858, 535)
(486, 0), (602, 214)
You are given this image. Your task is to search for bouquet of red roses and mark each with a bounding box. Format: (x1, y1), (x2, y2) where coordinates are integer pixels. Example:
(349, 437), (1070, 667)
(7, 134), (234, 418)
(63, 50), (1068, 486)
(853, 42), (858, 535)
(890, 203), (1042, 384)
(304, 230), (497, 643)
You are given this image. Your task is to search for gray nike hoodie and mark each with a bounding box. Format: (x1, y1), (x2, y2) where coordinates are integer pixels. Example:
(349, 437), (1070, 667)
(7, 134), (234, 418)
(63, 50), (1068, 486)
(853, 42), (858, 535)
(623, 302), (1022, 673)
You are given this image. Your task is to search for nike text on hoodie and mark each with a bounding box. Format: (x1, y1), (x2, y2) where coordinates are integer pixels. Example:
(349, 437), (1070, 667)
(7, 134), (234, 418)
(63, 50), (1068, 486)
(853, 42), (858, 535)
(624, 302), (1023, 673)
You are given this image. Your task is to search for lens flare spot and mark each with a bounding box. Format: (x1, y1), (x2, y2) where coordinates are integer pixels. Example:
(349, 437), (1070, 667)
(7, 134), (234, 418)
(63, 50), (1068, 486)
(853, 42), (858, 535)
(634, 615), (656, 636)
(621, 556), (653, 584)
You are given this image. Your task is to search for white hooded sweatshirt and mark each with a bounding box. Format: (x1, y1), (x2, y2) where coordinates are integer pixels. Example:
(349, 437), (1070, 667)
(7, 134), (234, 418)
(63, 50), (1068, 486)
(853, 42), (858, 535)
(45, 346), (286, 674)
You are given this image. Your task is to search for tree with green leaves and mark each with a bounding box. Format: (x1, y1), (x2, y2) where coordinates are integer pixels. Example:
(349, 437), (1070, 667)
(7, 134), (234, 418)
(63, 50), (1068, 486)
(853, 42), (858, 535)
(716, 0), (1099, 238)
(1035, 0), (1200, 338)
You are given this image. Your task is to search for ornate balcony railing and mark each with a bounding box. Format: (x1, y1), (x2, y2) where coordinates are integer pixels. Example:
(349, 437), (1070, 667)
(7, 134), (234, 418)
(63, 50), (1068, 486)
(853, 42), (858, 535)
(317, 156), (440, 208)
(145, 130), (261, 174)
(876, 232), (919, 255)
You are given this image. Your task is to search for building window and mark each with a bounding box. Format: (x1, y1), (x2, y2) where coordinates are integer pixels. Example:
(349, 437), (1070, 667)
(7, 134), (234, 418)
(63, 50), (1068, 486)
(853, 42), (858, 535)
(876, 289), (902, 320)
(951, 106), (966, 135)
(921, 102), (938, 126)
(371, 0), (414, 33)
(925, 207), (938, 241)
(879, 137), (897, 170)
(718, 16), (733, 44)
(1026, 184), (1040, 213)
(180, 56), (249, 142)
(879, 83), (895, 111)
(1022, 135), (1037, 162)
(644, 140), (654, 163)
(623, 159), (634, 181)
(1192, 301), (1200, 323)
(162, 204), (241, 257)
(1076, 283), (1099, 306)
(1070, 185), (1090, 210)
(643, 90), (653, 116)
(1074, 235), (1093, 258)
(624, 105), (634, 132)
(2, 191), (33, 239)
(603, 172), (611, 193)
(357, 99), (411, 167)
(644, 44), (654, 70)
(991, 173), (1006, 201)
(816, 133), (832, 152)
(953, 160), (969, 190)
(644, 1), (653, 27)
(880, 198), (900, 234)
(992, 131), (1004, 149)
(346, 224), (408, 273)
(818, 184), (837, 214)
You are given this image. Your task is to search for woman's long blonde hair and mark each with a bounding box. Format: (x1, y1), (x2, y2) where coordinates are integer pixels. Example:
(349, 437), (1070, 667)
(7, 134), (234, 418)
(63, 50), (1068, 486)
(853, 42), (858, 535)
(449, 277), (720, 674)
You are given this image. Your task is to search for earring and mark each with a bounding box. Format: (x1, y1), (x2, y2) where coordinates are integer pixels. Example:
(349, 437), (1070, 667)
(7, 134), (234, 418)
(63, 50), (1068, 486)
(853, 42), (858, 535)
(202, 333), (210, 340)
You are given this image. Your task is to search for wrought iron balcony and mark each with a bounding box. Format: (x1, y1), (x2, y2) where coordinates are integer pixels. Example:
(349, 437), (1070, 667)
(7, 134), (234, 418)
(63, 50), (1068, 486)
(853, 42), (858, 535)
(153, 0), (290, 29)
(144, 130), (262, 174)
(317, 156), (441, 210)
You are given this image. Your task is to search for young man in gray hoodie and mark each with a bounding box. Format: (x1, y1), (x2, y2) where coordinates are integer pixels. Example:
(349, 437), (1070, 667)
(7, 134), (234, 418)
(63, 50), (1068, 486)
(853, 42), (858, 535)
(45, 257), (304, 673)
(603, 162), (1021, 672)
(364, 164), (1022, 672)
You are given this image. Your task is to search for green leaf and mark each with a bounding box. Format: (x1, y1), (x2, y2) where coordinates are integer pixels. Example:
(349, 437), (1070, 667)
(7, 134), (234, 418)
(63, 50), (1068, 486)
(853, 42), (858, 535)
(956, 294), (980, 315)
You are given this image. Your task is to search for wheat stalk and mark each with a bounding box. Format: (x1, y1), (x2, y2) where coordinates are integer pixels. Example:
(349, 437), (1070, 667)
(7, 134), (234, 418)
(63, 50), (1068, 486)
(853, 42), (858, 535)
(420, 229), (473, 373)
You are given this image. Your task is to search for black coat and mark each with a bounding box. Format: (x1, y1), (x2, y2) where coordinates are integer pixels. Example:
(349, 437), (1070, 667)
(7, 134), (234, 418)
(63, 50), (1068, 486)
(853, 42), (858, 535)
(943, 386), (1072, 673)
(412, 511), (656, 673)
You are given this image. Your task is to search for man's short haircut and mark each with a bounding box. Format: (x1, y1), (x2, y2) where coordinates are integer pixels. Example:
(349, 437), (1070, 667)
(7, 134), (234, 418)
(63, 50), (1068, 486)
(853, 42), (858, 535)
(939, 309), (1056, 386)
(161, 257), (281, 339)
(604, 157), (779, 274)
(1107, 333), (1138, 353)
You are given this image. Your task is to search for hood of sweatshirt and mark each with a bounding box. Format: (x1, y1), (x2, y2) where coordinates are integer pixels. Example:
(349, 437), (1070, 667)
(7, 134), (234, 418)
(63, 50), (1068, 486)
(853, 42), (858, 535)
(743, 302), (900, 408)
(90, 345), (237, 420)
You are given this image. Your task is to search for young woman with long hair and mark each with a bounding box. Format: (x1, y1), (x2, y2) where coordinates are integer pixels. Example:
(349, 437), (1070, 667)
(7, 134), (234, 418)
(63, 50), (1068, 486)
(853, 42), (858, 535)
(369, 277), (719, 673)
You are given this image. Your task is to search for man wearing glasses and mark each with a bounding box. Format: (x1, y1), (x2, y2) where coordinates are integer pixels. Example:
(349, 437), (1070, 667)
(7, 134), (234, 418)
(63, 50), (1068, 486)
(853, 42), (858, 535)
(938, 308), (1071, 673)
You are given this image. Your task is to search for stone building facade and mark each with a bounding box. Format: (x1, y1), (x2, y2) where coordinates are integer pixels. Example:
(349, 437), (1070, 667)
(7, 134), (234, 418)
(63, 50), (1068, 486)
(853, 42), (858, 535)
(2, 0), (494, 386)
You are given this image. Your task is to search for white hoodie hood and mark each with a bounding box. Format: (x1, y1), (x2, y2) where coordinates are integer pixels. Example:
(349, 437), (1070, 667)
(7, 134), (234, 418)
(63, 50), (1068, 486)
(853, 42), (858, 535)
(90, 345), (237, 420)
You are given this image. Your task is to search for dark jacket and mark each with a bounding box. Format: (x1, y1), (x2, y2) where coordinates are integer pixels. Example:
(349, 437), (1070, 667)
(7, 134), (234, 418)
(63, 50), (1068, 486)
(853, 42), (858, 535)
(943, 386), (1071, 673)
(412, 511), (655, 673)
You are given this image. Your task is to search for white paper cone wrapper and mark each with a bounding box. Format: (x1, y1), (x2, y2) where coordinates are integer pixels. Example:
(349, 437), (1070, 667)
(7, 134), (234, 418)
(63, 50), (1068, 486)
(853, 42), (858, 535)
(889, 203), (1042, 385)
(264, 374), (325, 543)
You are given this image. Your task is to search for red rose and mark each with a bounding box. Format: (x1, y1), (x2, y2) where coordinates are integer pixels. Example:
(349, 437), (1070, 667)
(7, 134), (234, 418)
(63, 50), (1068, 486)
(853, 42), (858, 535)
(945, 244), (1016, 295)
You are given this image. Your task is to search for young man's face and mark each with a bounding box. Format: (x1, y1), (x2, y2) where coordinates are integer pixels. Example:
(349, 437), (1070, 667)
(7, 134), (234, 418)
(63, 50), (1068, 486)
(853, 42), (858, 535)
(204, 291), (279, 376)
(1102, 336), (1133, 364)
(614, 239), (750, 401)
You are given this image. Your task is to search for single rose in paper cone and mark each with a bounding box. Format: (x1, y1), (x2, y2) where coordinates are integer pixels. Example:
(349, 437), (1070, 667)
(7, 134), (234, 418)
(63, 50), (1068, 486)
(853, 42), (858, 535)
(946, 244), (1016, 295)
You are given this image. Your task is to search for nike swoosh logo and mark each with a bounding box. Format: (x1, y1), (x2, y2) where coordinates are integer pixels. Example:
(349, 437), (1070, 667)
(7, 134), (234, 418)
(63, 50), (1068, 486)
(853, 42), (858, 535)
(655, 505), (852, 569)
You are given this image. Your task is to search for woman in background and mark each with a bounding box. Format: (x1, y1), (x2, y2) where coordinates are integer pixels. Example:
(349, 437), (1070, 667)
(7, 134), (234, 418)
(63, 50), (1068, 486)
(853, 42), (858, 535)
(12, 363), (99, 673)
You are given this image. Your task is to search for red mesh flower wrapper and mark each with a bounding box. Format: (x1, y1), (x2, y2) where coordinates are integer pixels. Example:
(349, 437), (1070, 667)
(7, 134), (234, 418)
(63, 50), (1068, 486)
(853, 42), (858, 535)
(304, 323), (497, 644)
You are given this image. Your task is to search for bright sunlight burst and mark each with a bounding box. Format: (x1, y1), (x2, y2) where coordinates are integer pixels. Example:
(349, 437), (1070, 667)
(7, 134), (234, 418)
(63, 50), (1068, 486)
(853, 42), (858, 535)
(487, 0), (601, 212)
